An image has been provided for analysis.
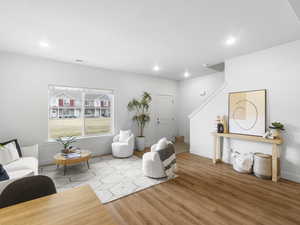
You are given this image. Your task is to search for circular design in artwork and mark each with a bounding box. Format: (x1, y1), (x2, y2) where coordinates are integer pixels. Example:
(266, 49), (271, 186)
(232, 100), (258, 131)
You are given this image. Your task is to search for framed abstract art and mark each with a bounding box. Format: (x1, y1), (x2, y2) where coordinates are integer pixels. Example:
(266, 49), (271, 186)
(228, 90), (266, 136)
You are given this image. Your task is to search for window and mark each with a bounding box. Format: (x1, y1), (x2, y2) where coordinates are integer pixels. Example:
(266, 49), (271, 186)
(48, 85), (114, 139)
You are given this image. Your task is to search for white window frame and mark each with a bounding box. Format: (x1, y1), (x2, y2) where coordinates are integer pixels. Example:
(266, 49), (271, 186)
(48, 85), (115, 141)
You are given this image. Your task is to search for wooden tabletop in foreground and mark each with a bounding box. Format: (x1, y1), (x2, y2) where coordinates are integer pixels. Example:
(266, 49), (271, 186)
(0, 185), (117, 225)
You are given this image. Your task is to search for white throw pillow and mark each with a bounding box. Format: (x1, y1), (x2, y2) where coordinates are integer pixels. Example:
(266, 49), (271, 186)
(119, 130), (131, 142)
(155, 137), (168, 151)
(0, 142), (20, 165)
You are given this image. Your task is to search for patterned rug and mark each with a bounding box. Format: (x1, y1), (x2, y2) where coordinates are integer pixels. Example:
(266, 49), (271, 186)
(40, 155), (175, 203)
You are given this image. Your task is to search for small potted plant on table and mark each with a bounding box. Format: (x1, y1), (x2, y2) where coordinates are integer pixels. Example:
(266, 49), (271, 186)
(269, 122), (285, 139)
(56, 136), (77, 154)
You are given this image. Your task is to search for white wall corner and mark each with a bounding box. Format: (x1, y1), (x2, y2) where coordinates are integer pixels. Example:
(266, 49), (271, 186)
(281, 171), (300, 183)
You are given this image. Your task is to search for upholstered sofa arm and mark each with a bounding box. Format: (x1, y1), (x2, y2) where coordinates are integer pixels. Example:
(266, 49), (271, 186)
(21, 144), (39, 159)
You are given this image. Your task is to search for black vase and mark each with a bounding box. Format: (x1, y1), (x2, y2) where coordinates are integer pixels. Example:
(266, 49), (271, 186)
(217, 123), (224, 133)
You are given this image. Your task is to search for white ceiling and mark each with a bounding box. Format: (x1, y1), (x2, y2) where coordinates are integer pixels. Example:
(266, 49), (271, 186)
(0, 0), (299, 80)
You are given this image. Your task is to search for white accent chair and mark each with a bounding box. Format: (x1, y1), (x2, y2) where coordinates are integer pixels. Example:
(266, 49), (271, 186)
(112, 132), (135, 158)
(142, 141), (172, 178)
(1, 144), (39, 193)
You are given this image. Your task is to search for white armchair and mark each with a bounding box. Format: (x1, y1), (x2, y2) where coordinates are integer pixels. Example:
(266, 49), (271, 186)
(142, 151), (166, 178)
(142, 140), (173, 178)
(112, 133), (135, 158)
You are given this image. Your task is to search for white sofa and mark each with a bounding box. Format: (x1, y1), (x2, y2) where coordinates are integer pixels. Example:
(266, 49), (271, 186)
(142, 141), (173, 178)
(0, 144), (39, 193)
(112, 133), (134, 158)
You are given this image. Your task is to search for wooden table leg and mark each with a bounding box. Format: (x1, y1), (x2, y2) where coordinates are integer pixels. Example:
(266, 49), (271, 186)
(213, 135), (221, 164)
(213, 135), (217, 164)
(217, 136), (221, 162)
(272, 144), (280, 182)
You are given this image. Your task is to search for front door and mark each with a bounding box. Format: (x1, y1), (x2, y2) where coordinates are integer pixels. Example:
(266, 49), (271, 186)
(155, 95), (176, 141)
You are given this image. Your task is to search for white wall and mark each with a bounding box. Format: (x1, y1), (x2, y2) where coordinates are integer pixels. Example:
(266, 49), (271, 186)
(178, 72), (225, 142)
(0, 52), (178, 165)
(190, 40), (300, 182)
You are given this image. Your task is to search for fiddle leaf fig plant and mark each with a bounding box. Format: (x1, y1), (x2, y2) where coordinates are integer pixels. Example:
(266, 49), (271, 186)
(127, 92), (152, 137)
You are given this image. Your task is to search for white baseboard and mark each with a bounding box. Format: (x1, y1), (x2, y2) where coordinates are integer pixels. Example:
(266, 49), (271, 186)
(281, 171), (300, 183)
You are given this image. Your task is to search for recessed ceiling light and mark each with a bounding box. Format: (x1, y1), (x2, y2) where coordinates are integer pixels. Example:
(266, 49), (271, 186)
(39, 41), (50, 48)
(153, 65), (160, 71)
(184, 71), (190, 78)
(225, 36), (237, 46)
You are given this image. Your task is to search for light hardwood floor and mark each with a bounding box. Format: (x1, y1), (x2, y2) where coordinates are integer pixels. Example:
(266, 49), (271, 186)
(106, 153), (300, 225)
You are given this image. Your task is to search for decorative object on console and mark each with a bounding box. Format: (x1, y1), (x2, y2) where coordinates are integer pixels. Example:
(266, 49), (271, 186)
(221, 116), (228, 133)
(269, 122), (285, 139)
(229, 89), (266, 136)
(56, 136), (77, 154)
(263, 131), (272, 139)
(127, 92), (152, 151)
(216, 116), (224, 133)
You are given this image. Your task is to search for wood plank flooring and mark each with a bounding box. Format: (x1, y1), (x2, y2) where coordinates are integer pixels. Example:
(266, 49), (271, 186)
(105, 153), (300, 225)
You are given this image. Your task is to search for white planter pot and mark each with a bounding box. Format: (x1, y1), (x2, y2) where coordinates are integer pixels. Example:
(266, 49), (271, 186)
(136, 137), (145, 151)
(270, 129), (281, 138)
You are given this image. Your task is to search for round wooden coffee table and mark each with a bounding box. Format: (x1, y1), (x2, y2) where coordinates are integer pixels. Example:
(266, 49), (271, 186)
(54, 150), (92, 175)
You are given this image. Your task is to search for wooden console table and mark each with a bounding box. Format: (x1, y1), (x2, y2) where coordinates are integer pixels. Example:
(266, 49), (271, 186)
(212, 132), (283, 182)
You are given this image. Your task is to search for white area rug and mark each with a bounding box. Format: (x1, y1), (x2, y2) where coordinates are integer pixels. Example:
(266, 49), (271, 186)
(41, 155), (174, 203)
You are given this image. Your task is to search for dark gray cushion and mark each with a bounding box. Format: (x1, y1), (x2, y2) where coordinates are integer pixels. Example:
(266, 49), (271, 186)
(0, 175), (57, 209)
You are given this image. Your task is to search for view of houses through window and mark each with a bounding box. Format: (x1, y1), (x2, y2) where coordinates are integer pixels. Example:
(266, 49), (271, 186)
(48, 85), (113, 139)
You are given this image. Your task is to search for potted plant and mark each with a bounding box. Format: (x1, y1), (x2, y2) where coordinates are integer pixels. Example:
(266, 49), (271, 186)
(127, 92), (152, 151)
(269, 122), (285, 138)
(56, 136), (77, 154)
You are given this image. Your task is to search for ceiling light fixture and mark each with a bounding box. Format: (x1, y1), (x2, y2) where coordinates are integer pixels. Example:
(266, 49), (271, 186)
(184, 71), (190, 78)
(39, 41), (50, 48)
(153, 65), (160, 71)
(225, 36), (237, 46)
(75, 59), (84, 63)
